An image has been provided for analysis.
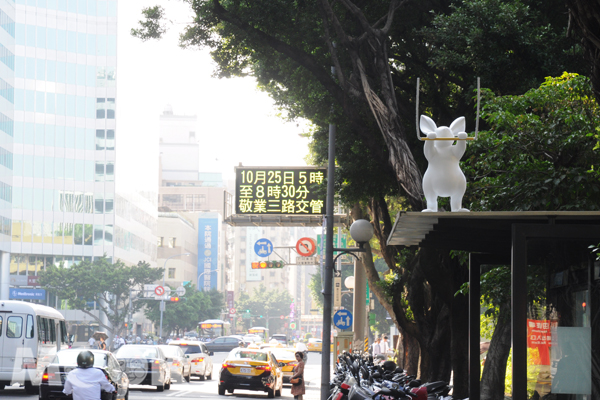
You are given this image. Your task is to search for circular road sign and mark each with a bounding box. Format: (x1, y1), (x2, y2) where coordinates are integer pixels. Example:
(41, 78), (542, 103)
(229, 308), (236, 315)
(254, 238), (274, 258)
(175, 286), (186, 296)
(333, 309), (353, 330)
(296, 237), (317, 257)
(154, 286), (165, 296)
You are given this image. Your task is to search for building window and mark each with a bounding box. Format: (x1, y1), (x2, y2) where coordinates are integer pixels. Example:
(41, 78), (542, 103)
(106, 130), (115, 150)
(162, 194), (183, 210)
(95, 162), (104, 181)
(95, 129), (105, 150)
(157, 237), (163, 247)
(168, 237), (176, 248)
(168, 268), (176, 279)
(106, 98), (115, 118)
(96, 98), (105, 118)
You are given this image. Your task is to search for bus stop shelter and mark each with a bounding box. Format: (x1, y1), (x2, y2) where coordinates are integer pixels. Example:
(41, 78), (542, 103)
(387, 211), (600, 399)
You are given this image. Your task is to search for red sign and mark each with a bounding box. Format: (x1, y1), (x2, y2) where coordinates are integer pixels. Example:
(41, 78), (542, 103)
(155, 286), (165, 296)
(296, 237), (317, 256)
(527, 319), (554, 365)
(28, 276), (40, 286)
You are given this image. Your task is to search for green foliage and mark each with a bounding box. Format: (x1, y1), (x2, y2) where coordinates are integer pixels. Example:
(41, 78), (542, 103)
(130, 6), (169, 41)
(463, 73), (600, 211)
(235, 285), (293, 333)
(421, 0), (583, 96)
(39, 257), (163, 336)
(308, 264), (323, 311)
(144, 284), (224, 337)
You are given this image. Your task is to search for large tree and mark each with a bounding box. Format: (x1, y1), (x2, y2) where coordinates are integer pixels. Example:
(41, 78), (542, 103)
(39, 257), (163, 337)
(461, 73), (600, 399)
(144, 283), (225, 337)
(235, 285), (293, 333)
(134, 0), (588, 395)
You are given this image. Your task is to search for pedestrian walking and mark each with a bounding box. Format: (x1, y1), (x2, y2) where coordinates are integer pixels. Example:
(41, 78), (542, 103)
(290, 351), (305, 400)
(381, 336), (392, 357)
(97, 337), (107, 350)
(372, 337), (382, 358)
(87, 336), (96, 349)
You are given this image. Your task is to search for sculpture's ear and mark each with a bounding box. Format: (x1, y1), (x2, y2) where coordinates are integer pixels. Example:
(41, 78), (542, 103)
(420, 115), (437, 135)
(449, 117), (466, 135)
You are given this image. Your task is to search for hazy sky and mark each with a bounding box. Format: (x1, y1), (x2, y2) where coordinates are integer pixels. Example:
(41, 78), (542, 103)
(116, 1), (312, 191)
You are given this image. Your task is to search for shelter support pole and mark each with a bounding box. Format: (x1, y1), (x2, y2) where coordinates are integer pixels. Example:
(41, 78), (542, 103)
(511, 224), (528, 399)
(469, 254), (510, 400)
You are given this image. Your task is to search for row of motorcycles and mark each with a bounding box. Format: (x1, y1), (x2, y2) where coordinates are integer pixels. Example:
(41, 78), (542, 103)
(329, 352), (466, 400)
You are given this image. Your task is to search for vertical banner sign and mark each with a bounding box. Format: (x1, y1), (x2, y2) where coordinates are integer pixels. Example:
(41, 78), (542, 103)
(198, 217), (219, 291)
(333, 270), (342, 310)
(235, 167), (327, 215)
(227, 291), (235, 310)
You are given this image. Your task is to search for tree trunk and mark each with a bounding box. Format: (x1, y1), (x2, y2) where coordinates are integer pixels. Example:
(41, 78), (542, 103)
(401, 330), (420, 376)
(481, 303), (512, 400)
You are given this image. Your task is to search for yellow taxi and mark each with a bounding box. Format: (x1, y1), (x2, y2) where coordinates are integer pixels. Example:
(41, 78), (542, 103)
(218, 348), (284, 398)
(307, 338), (322, 352)
(270, 348), (298, 383)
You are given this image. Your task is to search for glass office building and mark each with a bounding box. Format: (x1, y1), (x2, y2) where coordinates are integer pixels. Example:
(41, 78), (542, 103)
(0, 0), (157, 302)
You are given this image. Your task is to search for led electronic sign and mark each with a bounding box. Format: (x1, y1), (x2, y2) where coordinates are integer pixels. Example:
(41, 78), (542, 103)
(235, 167), (326, 215)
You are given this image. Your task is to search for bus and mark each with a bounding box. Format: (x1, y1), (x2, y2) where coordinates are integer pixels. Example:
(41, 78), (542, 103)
(67, 322), (99, 348)
(248, 326), (269, 342)
(0, 300), (69, 393)
(198, 319), (231, 339)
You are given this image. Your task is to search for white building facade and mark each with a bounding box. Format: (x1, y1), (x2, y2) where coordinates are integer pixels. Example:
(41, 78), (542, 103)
(0, 0), (157, 304)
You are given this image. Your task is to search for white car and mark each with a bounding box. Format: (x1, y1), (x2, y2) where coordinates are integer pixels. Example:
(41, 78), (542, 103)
(168, 340), (214, 381)
(243, 334), (263, 344)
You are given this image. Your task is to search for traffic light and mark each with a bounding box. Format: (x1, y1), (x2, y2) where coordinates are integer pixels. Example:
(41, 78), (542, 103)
(170, 297), (180, 302)
(251, 261), (285, 269)
(246, 309), (250, 313)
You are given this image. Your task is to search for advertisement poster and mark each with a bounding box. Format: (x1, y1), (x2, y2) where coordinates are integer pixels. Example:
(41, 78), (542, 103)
(198, 215), (219, 291)
(527, 319), (552, 365)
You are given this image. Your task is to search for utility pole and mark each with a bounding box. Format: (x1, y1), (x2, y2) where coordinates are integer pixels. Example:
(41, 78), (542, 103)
(321, 64), (336, 400)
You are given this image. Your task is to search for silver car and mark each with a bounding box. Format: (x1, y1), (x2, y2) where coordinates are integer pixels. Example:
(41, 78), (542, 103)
(168, 340), (214, 381)
(159, 345), (191, 383)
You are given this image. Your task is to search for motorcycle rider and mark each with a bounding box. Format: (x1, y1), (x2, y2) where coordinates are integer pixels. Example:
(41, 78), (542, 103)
(63, 351), (115, 400)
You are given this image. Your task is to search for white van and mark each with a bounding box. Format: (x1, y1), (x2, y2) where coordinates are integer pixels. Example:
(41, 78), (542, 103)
(0, 300), (69, 393)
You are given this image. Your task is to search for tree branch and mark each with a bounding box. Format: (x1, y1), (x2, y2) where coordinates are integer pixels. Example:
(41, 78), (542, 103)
(211, 0), (346, 107)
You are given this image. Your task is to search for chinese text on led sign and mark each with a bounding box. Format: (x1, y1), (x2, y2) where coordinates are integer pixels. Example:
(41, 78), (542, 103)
(235, 167), (326, 215)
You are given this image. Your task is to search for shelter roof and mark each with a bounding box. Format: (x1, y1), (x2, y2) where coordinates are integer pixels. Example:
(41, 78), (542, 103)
(387, 211), (600, 254)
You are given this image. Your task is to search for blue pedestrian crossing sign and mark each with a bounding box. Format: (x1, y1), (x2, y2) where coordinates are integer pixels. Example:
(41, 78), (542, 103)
(254, 238), (274, 257)
(333, 310), (353, 330)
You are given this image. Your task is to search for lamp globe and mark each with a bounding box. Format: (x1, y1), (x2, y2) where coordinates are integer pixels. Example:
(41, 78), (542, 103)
(344, 276), (355, 290)
(350, 219), (374, 244)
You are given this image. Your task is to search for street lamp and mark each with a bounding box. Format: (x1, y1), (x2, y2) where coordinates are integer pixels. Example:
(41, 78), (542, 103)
(159, 253), (190, 339)
(196, 269), (218, 291)
(344, 276), (355, 291)
(321, 219), (373, 400)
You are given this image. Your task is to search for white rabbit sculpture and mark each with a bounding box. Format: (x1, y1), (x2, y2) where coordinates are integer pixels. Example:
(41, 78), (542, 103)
(420, 115), (470, 212)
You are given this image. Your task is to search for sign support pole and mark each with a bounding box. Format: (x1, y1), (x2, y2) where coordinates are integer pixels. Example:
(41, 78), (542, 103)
(321, 70), (336, 400)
